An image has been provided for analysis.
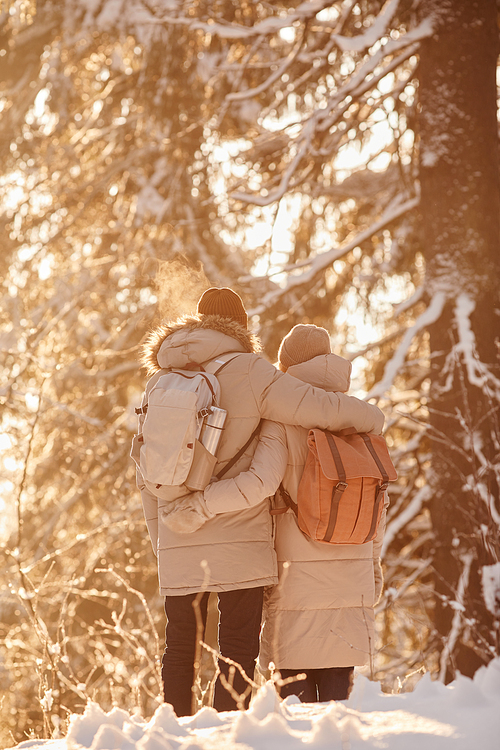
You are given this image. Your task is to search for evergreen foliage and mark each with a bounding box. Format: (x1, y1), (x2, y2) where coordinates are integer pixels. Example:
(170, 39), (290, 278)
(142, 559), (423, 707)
(0, 0), (499, 742)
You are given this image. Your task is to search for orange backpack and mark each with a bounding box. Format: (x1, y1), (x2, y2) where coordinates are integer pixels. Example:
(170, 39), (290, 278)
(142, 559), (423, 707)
(278, 429), (397, 545)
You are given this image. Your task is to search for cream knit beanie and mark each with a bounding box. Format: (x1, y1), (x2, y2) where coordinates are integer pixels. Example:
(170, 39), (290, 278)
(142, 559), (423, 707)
(278, 324), (331, 371)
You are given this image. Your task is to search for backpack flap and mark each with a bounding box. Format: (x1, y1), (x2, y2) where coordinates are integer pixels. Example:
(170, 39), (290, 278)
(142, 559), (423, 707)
(312, 430), (397, 482)
(297, 429), (397, 545)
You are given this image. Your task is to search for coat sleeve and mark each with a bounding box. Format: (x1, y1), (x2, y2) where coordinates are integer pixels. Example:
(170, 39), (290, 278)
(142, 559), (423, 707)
(203, 421), (287, 515)
(136, 469), (159, 557)
(248, 356), (385, 434)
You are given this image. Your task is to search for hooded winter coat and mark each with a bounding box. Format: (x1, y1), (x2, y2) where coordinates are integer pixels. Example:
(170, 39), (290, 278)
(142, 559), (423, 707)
(138, 316), (384, 597)
(201, 353), (387, 669)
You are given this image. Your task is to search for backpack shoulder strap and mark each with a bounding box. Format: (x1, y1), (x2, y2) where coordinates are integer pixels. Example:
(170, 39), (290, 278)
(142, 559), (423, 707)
(275, 482), (298, 516)
(199, 352), (256, 479)
(199, 353), (241, 407)
(203, 352), (241, 376)
(215, 421), (261, 480)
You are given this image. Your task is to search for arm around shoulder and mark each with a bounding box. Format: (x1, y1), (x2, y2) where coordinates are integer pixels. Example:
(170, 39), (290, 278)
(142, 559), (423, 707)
(250, 356), (384, 434)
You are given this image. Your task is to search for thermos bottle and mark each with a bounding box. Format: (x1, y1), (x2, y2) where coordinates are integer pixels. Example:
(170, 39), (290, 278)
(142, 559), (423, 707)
(198, 407), (227, 454)
(185, 407), (227, 491)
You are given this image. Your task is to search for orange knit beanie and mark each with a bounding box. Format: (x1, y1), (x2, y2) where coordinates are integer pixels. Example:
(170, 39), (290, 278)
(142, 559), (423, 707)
(197, 287), (248, 328)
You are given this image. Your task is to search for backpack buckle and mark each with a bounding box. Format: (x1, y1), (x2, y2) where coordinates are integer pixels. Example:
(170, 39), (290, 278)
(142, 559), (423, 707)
(198, 406), (212, 419)
(376, 481), (389, 499)
(335, 481), (348, 491)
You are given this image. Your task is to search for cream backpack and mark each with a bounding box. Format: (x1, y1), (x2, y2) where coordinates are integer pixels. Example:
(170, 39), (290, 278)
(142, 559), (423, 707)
(131, 354), (237, 500)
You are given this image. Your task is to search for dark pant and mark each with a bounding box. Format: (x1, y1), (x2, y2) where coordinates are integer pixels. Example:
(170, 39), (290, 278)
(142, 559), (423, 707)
(279, 666), (354, 702)
(162, 587), (264, 716)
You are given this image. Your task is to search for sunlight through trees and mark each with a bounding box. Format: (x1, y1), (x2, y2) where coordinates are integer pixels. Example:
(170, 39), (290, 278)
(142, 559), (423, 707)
(0, 0), (499, 742)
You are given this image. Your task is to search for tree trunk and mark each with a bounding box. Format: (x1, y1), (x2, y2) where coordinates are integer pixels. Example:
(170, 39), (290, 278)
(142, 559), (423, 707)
(418, 0), (500, 680)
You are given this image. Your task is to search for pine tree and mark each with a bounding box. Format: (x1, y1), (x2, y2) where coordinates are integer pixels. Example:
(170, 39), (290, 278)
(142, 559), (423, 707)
(418, 0), (500, 681)
(1, 0), (499, 740)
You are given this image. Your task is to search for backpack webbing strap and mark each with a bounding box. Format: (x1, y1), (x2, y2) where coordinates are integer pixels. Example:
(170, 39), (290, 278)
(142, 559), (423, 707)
(360, 434), (390, 485)
(212, 354), (240, 376)
(276, 483), (298, 516)
(200, 373), (218, 403)
(270, 506), (288, 516)
(202, 354), (240, 412)
(173, 370), (221, 403)
(360, 433), (389, 542)
(215, 422), (261, 480)
(323, 432), (349, 543)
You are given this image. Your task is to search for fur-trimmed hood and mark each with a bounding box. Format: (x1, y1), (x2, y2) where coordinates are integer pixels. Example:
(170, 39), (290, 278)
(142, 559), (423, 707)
(140, 314), (261, 377)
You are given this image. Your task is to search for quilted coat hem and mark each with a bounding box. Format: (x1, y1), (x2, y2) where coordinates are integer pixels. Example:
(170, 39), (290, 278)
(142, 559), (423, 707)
(159, 575), (278, 597)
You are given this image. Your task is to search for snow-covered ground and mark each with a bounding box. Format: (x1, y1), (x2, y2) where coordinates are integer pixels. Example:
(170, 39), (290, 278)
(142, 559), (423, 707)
(9, 658), (500, 750)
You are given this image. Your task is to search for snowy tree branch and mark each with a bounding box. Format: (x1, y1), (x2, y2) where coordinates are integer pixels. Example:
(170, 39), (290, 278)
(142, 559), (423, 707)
(247, 196), (419, 316)
(438, 552), (474, 682)
(367, 292), (447, 399)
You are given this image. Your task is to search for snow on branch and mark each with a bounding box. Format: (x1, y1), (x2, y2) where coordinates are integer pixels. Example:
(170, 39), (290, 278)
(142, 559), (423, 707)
(75, 0), (333, 37)
(189, 0), (407, 47)
(296, 195), (418, 275)
(438, 551), (474, 683)
(191, 0), (333, 40)
(454, 293), (500, 396)
(475, 480), (500, 528)
(317, 18), (434, 134)
(232, 136), (311, 207)
(225, 33), (305, 102)
(378, 557), (431, 610)
(367, 292), (447, 400)
(230, 17), (431, 208)
(332, 0), (400, 52)
(482, 563), (500, 617)
(382, 484), (432, 556)
(247, 196), (419, 317)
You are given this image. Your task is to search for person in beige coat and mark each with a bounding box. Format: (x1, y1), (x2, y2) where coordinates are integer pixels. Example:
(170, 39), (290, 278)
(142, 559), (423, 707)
(138, 291), (384, 716)
(169, 324), (388, 703)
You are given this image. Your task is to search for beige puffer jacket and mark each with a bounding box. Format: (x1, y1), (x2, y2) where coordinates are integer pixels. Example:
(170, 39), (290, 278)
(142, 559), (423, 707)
(202, 353), (388, 669)
(138, 317), (384, 596)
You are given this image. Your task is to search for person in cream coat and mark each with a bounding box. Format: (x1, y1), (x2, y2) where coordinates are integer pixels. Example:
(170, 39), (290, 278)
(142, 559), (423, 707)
(167, 324), (387, 703)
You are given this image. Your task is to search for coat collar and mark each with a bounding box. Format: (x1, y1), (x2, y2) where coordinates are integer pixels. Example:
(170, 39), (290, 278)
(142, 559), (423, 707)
(141, 314), (261, 377)
(286, 353), (352, 393)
